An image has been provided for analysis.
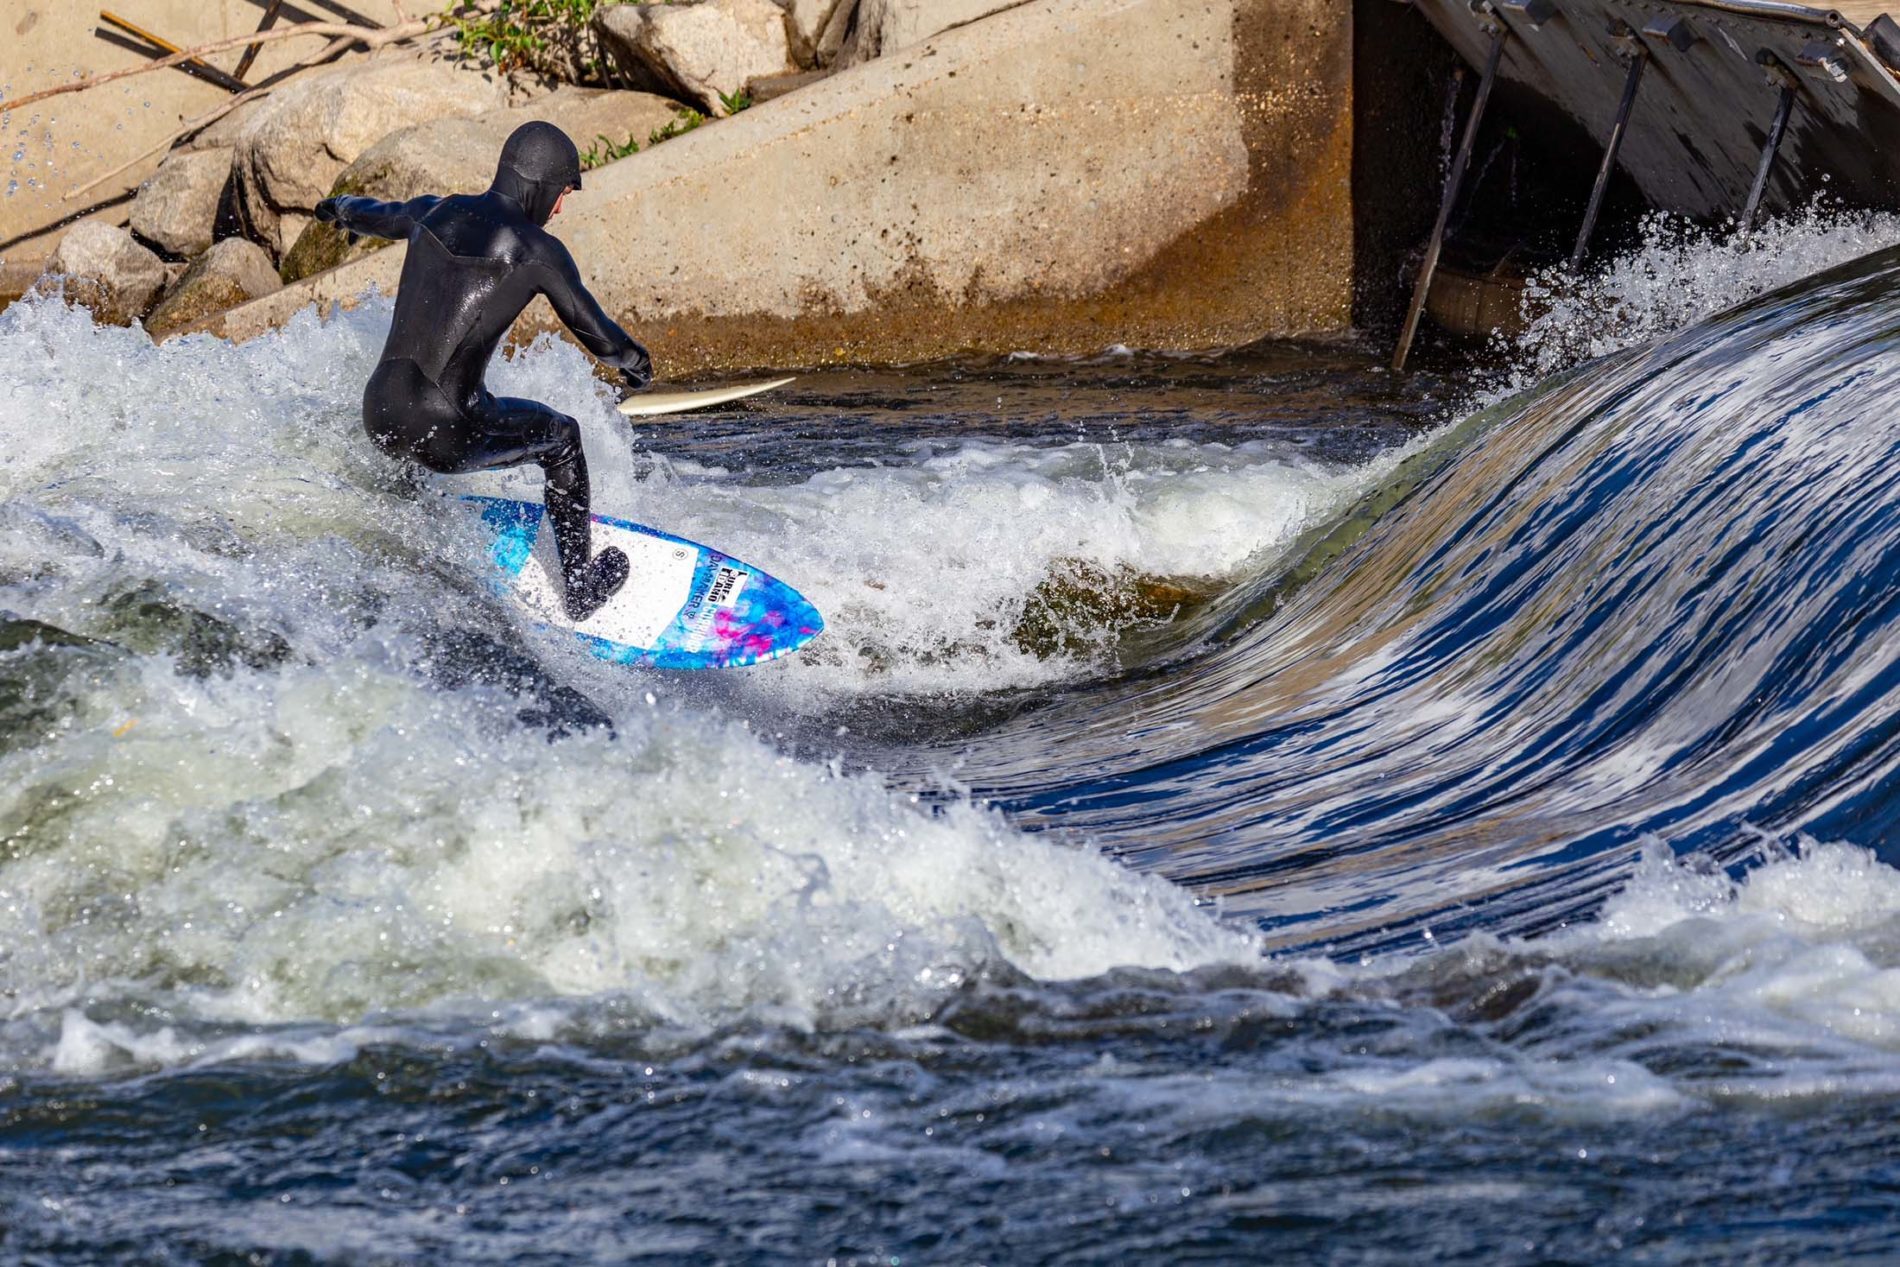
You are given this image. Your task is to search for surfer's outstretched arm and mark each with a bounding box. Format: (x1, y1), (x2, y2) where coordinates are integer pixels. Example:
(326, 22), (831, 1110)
(314, 194), (443, 242)
(533, 237), (654, 390)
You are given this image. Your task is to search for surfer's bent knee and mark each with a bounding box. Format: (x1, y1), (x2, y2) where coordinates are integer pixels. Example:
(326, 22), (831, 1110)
(542, 413), (583, 473)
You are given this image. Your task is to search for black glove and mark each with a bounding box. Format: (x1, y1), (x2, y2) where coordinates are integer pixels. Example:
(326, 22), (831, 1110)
(313, 198), (360, 245)
(619, 344), (653, 392)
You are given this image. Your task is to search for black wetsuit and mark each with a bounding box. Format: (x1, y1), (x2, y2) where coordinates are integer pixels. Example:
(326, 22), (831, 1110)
(317, 122), (652, 620)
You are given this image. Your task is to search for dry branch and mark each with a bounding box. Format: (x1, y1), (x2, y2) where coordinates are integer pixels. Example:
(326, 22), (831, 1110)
(1, 19), (430, 114)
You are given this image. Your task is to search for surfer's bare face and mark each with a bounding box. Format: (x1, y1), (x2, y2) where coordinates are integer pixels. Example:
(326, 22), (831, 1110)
(552, 186), (574, 218)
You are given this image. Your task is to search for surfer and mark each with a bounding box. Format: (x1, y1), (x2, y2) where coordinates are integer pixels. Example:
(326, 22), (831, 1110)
(315, 121), (652, 621)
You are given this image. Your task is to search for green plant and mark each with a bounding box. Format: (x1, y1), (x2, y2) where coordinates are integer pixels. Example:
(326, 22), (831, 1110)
(579, 132), (641, 170)
(444, 0), (610, 80)
(716, 87), (752, 114)
(647, 108), (705, 146)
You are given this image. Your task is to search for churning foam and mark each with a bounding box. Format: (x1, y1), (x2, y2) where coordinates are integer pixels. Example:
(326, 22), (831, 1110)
(621, 435), (1395, 698)
(465, 332), (1399, 698)
(0, 295), (1266, 1073)
(1500, 204), (1900, 392)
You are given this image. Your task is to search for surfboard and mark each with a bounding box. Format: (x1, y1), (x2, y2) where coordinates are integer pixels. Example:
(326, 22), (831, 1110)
(616, 376), (795, 418)
(466, 496), (823, 670)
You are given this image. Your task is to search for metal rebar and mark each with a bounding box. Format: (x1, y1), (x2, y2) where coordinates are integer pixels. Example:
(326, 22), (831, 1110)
(1570, 48), (1647, 271)
(1740, 83), (1797, 235)
(233, 0), (288, 83)
(98, 10), (251, 94)
(1393, 22), (1508, 373)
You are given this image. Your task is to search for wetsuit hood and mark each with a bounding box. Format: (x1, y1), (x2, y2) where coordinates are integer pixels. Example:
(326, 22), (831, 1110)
(493, 121), (582, 226)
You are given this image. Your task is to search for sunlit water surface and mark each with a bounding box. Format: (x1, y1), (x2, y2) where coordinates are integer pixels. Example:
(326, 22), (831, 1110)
(4, 209), (1900, 1263)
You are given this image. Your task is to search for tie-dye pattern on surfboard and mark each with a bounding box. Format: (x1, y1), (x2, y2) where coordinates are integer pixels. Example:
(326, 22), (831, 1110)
(466, 496), (824, 669)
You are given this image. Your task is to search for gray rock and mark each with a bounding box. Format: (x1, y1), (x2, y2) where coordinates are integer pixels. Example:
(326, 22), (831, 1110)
(41, 221), (168, 325)
(843, 0), (1018, 64)
(280, 87), (687, 282)
(130, 148), (234, 259)
(771, 0), (851, 67)
(146, 238), (283, 340)
(596, 0), (794, 115)
(233, 57), (509, 256)
(185, 97), (270, 153)
(813, 0), (859, 65)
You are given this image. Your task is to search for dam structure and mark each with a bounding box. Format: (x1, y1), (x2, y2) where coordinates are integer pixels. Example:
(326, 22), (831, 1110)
(1392, 0), (1900, 363)
(7, 0), (1900, 363)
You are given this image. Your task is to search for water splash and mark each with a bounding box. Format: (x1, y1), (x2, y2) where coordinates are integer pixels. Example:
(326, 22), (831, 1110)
(1499, 204), (1900, 390)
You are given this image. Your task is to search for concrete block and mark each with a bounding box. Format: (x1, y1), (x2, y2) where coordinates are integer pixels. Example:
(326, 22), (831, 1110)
(210, 0), (1354, 370)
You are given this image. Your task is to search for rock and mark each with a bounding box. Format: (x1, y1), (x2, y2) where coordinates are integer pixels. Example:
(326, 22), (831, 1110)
(41, 221), (168, 325)
(0, 258), (40, 308)
(185, 96), (271, 153)
(771, 0), (851, 67)
(281, 88), (686, 283)
(843, 0), (1018, 63)
(748, 69), (831, 103)
(210, 0), (1358, 370)
(812, 0), (859, 65)
(129, 148), (234, 259)
(1011, 562), (1217, 659)
(234, 57), (509, 256)
(596, 0), (794, 115)
(146, 238), (282, 339)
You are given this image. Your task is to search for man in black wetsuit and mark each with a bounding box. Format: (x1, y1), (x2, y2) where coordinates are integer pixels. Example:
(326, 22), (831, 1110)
(316, 121), (653, 621)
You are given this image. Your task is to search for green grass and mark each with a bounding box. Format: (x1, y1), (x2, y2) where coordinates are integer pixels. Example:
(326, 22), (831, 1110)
(579, 132), (640, 170)
(647, 108), (705, 145)
(444, 0), (610, 79)
(574, 107), (706, 172)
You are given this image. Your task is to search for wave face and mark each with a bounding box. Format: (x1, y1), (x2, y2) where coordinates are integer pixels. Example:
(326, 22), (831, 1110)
(955, 241), (1900, 951)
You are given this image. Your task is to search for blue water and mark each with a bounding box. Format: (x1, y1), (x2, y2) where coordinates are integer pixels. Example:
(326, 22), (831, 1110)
(5, 226), (1900, 1263)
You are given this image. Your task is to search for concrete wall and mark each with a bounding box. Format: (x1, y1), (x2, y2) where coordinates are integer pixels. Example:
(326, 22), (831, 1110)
(210, 0), (1354, 370)
(0, 0), (404, 262)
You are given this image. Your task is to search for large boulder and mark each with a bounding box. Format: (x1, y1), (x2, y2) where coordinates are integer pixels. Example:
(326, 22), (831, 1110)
(145, 238), (283, 339)
(184, 96), (271, 153)
(129, 147), (234, 259)
(843, 0), (1019, 63)
(280, 87), (687, 282)
(596, 0), (794, 115)
(233, 57), (509, 256)
(208, 0), (1358, 371)
(41, 221), (168, 325)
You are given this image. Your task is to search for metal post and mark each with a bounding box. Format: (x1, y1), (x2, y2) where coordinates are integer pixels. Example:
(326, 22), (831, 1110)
(1569, 47), (1647, 271)
(234, 0), (288, 84)
(1740, 83), (1796, 235)
(1393, 22), (1507, 373)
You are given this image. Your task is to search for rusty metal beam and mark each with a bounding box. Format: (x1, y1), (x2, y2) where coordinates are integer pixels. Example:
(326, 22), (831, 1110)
(233, 0), (289, 83)
(1571, 42), (1648, 269)
(1740, 78), (1798, 233)
(98, 10), (250, 94)
(1407, 0), (1900, 225)
(1394, 20), (1507, 372)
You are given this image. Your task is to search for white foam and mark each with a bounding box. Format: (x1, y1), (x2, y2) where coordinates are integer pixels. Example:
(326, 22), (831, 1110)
(0, 638), (1257, 1068)
(616, 435), (1401, 696)
(1498, 204), (1900, 394)
(1499, 840), (1900, 1095)
(0, 294), (1264, 1071)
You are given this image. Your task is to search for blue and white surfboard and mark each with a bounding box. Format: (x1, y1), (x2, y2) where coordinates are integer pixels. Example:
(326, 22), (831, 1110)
(466, 496), (823, 670)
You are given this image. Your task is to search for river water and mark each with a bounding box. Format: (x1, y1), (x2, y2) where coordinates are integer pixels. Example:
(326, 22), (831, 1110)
(4, 210), (1900, 1263)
